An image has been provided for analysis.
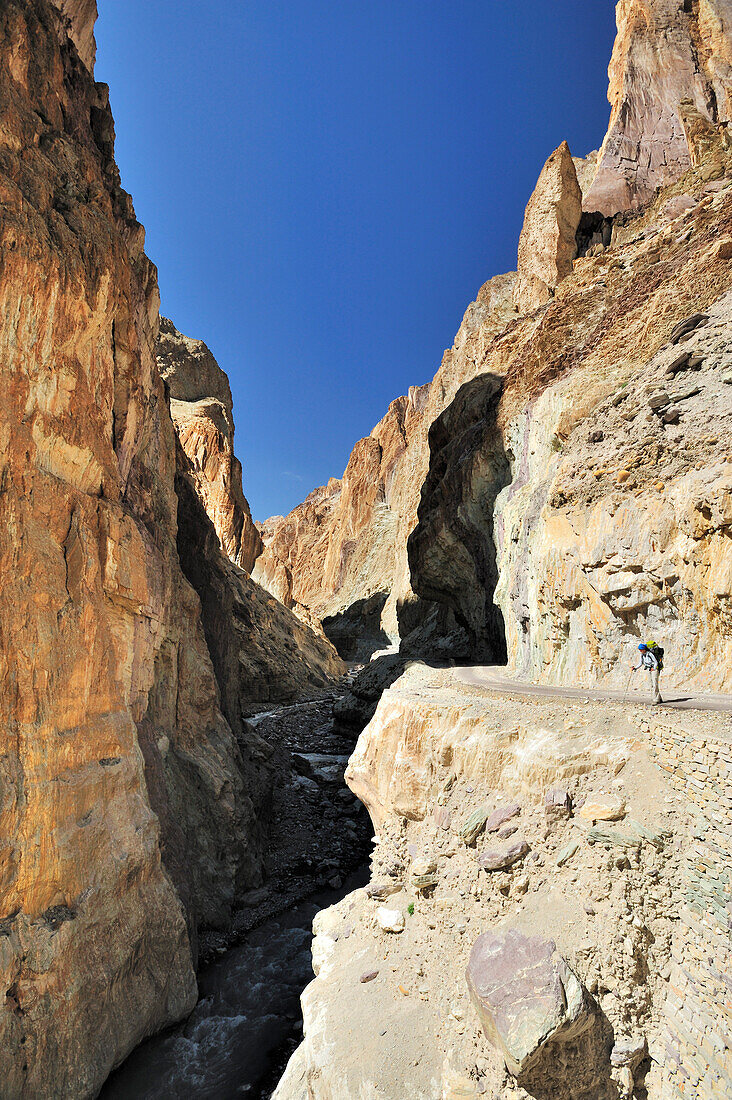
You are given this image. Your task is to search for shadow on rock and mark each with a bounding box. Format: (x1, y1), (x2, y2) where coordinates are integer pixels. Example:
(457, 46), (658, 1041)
(402, 372), (510, 664)
(322, 592), (391, 662)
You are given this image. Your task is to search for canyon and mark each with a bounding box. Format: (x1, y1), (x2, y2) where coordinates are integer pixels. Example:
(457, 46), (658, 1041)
(0, 1), (342, 1096)
(0, 1), (731, 1100)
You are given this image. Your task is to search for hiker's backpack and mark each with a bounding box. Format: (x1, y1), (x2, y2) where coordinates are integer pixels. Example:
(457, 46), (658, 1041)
(646, 640), (665, 670)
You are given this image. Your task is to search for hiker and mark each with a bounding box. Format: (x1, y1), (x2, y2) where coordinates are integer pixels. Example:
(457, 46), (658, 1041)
(632, 642), (663, 705)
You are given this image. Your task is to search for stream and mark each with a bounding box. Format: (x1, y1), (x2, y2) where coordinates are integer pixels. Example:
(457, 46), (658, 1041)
(100, 868), (368, 1099)
(100, 689), (372, 1100)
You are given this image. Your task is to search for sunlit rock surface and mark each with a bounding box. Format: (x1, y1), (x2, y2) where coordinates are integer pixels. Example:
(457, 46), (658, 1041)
(0, 2), (341, 1095)
(157, 317), (263, 573)
(584, 0), (732, 215)
(512, 141), (583, 314)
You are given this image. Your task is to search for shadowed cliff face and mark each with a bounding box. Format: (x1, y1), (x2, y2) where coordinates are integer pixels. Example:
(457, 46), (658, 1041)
(404, 374), (510, 663)
(175, 454), (345, 722)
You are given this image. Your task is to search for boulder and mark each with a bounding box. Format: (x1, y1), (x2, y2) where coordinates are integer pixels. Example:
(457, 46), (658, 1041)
(513, 141), (583, 314)
(544, 788), (572, 822)
(485, 802), (522, 833)
(578, 796), (627, 823)
(478, 839), (530, 871)
(465, 930), (589, 1076)
(611, 1036), (647, 1069)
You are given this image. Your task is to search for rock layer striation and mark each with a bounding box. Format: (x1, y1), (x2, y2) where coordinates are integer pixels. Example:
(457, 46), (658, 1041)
(0, 3), (342, 1096)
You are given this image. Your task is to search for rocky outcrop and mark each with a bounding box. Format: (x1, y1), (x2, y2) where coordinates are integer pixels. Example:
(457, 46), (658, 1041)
(253, 272), (517, 656)
(512, 141), (583, 314)
(276, 663), (713, 1098)
(0, 2), (340, 1095)
(585, 0), (732, 216)
(157, 317), (262, 573)
(55, 0), (96, 71)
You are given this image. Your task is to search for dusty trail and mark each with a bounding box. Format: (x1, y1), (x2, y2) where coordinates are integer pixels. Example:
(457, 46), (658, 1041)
(455, 665), (732, 714)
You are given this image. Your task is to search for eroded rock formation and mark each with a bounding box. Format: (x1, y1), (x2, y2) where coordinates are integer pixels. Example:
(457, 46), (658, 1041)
(0, 2), (342, 1095)
(157, 317), (262, 572)
(512, 141), (583, 314)
(584, 0), (732, 216)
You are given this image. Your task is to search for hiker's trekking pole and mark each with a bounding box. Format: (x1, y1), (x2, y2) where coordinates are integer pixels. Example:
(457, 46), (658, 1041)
(622, 666), (635, 704)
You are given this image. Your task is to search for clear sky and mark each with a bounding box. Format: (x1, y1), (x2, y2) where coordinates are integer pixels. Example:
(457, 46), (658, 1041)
(95, 2), (617, 521)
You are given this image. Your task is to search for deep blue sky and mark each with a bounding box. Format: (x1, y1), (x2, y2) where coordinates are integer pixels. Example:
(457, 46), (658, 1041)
(95, 2), (617, 520)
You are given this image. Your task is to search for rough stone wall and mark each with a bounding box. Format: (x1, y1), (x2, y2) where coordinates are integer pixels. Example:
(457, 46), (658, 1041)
(157, 317), (263, 572)
(648, 724), (732, 1098)
(0, 2), (275, 1094)
(585, 0), (732, 215)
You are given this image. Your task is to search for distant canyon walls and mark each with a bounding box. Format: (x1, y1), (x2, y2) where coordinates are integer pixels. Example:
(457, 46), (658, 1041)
(254, 1), (732, 690)
(253, 272), (518, 660)
(0, 2), (342, 1097)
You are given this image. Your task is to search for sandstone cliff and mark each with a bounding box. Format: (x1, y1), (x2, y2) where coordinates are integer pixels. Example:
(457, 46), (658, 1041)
(255, 5), (732, 693)
(157, 317), (262, 573)
(0, 3), (342, 1096)
(585, 0), (732, 216)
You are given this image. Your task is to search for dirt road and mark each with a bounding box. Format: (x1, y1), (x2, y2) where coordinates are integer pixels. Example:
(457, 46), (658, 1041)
(454, 665), (732, 714)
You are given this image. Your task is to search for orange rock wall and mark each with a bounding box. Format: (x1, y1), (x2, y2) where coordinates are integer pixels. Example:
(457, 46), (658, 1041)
(0, 2), (259, 1093)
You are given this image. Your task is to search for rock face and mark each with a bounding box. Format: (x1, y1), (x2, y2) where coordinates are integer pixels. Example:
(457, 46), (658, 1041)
(276, 663), (716, 1098)
(512, 141), (583, 314)
(253, 272), (517, 656)
(55, 0), (97, 71)
(0, 2), (341, 1095)
(408, 185), (732, 693)
(157, 317), (262, 573)
(585, 0), (732, 216)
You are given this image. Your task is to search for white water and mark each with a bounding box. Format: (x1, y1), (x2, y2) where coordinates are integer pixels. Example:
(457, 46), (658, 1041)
(101, 870), (367, 1099)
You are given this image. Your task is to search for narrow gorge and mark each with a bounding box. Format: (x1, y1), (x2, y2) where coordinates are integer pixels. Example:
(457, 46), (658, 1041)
(1, 1), (731, 1099)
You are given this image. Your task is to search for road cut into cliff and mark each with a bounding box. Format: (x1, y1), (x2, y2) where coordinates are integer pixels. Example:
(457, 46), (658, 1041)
(274, 662), (732, 1100)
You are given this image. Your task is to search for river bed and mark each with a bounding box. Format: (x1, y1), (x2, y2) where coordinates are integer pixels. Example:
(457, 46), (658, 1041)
(100, 868), (367, 1099)
(101, 689), (370, 1099)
